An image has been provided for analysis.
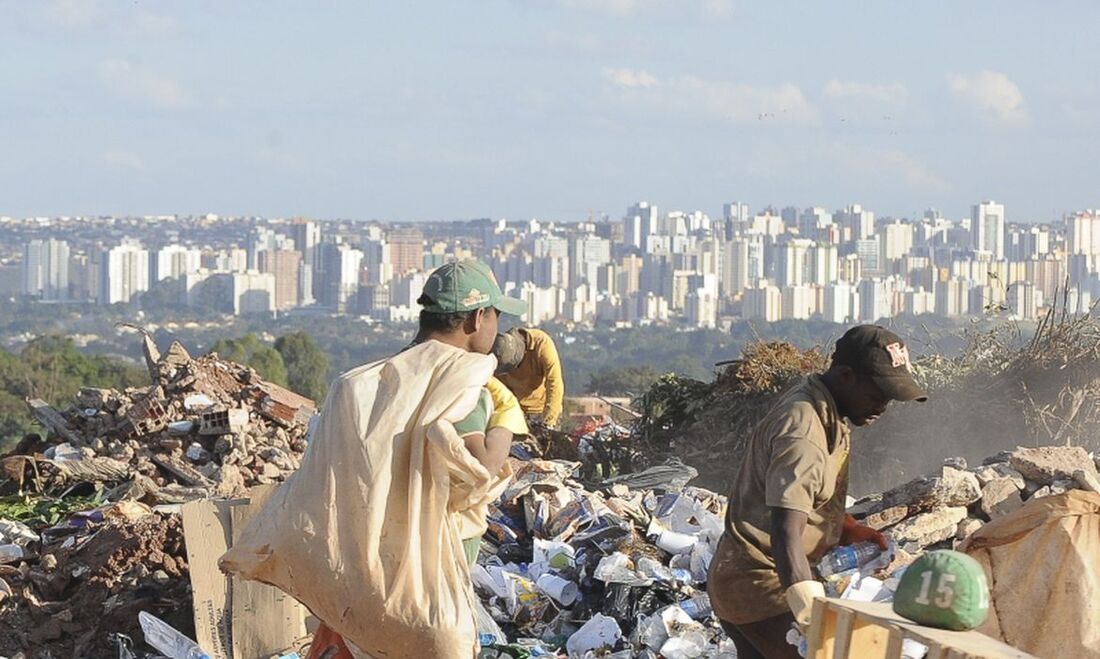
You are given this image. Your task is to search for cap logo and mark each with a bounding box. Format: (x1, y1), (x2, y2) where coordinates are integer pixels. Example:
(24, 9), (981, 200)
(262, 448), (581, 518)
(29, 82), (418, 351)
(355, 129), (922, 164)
(886, 342), (911, 370)
(461, 288), (490, 306)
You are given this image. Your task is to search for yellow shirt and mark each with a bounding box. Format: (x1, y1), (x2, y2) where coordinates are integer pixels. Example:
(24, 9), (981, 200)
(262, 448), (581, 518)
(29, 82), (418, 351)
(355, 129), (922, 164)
(497, 328), (565, 427)
(707, 375), (850, 625)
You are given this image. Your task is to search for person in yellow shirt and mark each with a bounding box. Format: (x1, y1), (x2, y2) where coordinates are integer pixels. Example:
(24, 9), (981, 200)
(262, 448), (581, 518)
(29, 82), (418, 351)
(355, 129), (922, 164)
(493, 327), (565, 428)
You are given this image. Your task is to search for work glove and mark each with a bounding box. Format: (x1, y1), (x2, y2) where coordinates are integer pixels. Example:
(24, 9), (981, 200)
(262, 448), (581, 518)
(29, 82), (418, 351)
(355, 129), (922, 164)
(785, 580), (826, 629)
(840, 513), (888, 550)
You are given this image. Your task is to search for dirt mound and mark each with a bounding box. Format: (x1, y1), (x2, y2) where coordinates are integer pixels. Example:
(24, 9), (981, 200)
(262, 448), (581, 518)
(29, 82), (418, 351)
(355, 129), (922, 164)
(0, 511), (191, 657)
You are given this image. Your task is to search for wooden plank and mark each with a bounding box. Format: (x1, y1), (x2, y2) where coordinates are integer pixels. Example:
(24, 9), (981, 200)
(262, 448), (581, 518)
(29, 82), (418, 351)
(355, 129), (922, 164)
(815, 606), (840, 659)
(850, 616), (891, 658)
(818, 599), (1037, 659)
(229, 494), (307, 659)
(832, 609), (854, 659)
(885, 628), (904, 659)
(924, 642), (944, 659)
(807, 599), (830, 658)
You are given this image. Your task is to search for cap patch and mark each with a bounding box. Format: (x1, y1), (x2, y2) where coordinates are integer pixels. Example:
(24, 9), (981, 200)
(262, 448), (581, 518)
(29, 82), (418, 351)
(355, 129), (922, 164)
(461, 288), (490, 307)
(886, 342), (911, 370)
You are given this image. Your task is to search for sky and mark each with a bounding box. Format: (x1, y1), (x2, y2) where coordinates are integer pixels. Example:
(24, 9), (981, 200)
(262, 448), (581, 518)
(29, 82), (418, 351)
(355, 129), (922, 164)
(1, 1), (1098, 224)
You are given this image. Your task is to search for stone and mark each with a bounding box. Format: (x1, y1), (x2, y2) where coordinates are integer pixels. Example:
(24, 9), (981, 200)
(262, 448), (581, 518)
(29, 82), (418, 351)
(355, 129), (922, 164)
(1074, 469), (1100, 494)
(867, 467), (981, 516)
(982, 450), (1013, 466)
(862, 505), (909, 531)
(971, 464), (1025, 490)
(888, 506), (968, 548)
(1030, 485), (1052, 499)
(956, 518), (984, 541)
(212, 464), (246, 499)
(980, 479), (1024, 519)
(1009, 446), (1099, 485)
(943, 457), (967, 470)
(1023, 479), (1044, 499)
(1050, 479), (1075, 495)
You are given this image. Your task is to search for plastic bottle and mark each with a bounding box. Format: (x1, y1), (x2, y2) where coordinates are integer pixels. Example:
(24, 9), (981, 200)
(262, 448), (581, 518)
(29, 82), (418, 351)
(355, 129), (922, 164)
(817, 541), (881, 577)
(138, 611), (211, 659)
(0, 544), (24, 564)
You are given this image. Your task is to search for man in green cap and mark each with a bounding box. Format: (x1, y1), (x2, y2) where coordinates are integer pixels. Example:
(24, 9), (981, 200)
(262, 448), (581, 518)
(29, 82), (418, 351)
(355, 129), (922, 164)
(708, 325), (927, 659)
(307, 259), (528, 659)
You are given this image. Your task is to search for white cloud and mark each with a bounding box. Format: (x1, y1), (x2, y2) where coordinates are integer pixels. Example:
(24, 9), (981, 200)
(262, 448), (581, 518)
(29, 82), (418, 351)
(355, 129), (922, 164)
(603, 68), (815, 124)
(948, 71), (1028, 126)
(98, 58), (192, 110)
(27, 1), (178, 37)
(101, 150), (145, 171)
(823, 80), (909, 107)
(826, 142), (949, 192)
(602, 67), (659, 89)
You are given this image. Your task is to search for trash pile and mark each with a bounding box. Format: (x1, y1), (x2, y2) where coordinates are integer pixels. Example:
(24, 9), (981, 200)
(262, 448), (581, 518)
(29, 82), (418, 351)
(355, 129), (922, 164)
(5, 333), (316, 505)
(0, 332), (316, 658)
(471, 455), (737, 658)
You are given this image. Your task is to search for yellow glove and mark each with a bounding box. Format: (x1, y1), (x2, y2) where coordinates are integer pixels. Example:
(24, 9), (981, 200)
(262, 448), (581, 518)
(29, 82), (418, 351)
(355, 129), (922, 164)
(785, 580), (825, 629)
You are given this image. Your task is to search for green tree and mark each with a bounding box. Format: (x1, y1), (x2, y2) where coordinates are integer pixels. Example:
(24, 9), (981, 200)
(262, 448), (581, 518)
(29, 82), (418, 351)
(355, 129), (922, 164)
(209, 334), (289, 386)
(585, 365), (663, 396)
(274, 331), (330, 402)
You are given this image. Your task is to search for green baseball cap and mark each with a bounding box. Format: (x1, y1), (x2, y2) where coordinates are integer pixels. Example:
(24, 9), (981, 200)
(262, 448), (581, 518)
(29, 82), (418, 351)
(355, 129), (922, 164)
(893, 550), (990, 631)
(418, 259), (527, 316)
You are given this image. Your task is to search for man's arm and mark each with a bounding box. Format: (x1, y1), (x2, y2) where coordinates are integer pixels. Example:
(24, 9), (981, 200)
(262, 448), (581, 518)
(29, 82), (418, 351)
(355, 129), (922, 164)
(538, 335), (564, 427)
(771, 507), (813, 588)
(462, 428), (512, 477)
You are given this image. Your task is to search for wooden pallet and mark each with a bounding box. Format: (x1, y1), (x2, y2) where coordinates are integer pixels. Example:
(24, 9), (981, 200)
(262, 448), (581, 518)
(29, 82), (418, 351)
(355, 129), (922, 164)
(806, 598), (1036, 659)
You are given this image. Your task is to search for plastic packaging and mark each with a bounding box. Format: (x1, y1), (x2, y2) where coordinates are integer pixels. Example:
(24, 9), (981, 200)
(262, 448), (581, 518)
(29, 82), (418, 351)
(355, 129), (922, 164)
(138, 611), (211, 659)
(0, 544), (24, 564)
(817, 541), (882, 577)
(678, 595), (712, 621)
(536, 573), (579, 606)
(565, 613), (622, 657)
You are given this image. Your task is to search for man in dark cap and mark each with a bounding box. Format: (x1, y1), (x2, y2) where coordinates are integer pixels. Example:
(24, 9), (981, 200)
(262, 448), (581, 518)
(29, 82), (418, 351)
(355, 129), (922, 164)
(708, 325), (927, 658)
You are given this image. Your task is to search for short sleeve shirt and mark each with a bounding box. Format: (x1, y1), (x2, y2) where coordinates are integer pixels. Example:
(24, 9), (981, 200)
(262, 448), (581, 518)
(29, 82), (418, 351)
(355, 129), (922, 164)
(707, 375), (850, 625)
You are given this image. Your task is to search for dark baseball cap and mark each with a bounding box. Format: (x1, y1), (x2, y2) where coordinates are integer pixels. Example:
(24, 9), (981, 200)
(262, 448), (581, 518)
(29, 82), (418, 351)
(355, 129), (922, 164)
(833, 325), (928, 402)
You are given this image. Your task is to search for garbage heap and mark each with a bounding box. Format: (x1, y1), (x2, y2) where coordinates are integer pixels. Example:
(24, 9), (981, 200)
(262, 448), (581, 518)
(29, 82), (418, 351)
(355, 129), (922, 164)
(7, 334), (317, 505)
(0, 335), (316, 657)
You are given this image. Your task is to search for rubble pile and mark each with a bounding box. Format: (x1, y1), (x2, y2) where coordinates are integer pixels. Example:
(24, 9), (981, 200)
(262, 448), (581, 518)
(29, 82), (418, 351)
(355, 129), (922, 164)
(0, 502), (191, 658)
(6, 334), (316, 505)
(849, 446), (1100, 550)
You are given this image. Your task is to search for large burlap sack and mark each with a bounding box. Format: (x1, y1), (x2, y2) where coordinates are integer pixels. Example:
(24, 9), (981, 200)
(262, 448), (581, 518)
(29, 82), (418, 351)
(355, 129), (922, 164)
(960, 489), (1100, 658)
(220, 341), (501, 659)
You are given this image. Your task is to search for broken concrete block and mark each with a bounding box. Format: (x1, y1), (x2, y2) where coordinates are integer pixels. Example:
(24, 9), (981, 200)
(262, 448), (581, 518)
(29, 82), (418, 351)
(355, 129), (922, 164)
(982, 450), (1013, 466)
(1009, 446), (1099, 485)
(862, 505), (908, 531)
(1030, 485), (1052, 499)
(971, 464), (1025, 490)
(888, 506), (967, 548)
(1073, 468), (1100, 494)
(943, 457), (967, 470)
(865, 466), (981, 517)
(956, 518), (984, 541)
(980, 479), (1024, 519)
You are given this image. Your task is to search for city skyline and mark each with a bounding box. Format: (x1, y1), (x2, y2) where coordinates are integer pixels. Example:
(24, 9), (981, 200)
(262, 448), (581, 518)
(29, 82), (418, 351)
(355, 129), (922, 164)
(2, 2), (1098, 221)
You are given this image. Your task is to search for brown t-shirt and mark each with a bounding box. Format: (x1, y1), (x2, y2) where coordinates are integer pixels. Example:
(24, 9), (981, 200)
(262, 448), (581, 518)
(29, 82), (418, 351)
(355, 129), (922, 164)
(707, 375), (850, 625)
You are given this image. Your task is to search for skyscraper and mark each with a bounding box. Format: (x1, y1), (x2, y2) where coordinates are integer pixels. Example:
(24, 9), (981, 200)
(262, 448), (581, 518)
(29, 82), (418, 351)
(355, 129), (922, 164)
(971, 201), (1006, 259)
(97, 240), (150, 305)
(22, 238), (70, 300)
(388, 229), (425, 276)
(257, 249), (302, 310)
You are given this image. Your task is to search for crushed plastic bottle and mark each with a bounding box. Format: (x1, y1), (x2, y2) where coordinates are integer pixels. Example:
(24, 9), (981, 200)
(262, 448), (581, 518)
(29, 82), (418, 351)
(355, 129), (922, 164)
(138, 611), (211, 659)
(817, 541), (882, 577)
(678, 594), (712, 621)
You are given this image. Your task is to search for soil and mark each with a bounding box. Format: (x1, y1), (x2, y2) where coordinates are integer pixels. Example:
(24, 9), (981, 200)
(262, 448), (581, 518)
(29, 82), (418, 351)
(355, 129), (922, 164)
(0, 512), (193, 659)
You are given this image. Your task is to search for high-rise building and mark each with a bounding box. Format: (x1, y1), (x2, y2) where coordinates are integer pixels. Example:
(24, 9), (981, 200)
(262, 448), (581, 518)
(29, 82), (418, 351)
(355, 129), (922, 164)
(257, 249), (302, 310)
(743, 285), (782, 321)
(388, 229), (425, 276)
(97, 240), (149, 305)
(971, 201), (1006, 259)
(836, 204), (875, 241)
(230, 271), (277, 315)
(22, 238), (70, 300)
(722, 202), (750, 239)
(823, 283), (858, 323)
(154, 244), (202, 281)
(572, 237), (611, 287)
(858, 279), (890, 322)
(855, 239), (882, 277)
(1067, 210), (1100, 256)
(880, 221), (914, 263)
(320, 243), (363, 312)
(624, 202), (659, 250)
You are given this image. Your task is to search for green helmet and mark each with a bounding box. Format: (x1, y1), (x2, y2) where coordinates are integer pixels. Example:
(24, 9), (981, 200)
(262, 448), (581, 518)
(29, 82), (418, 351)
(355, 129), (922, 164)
(893, 550), (990, 631)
